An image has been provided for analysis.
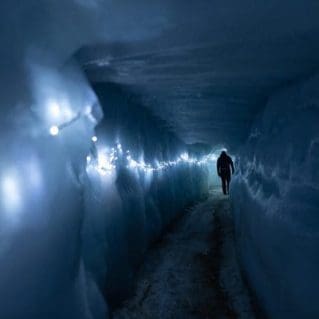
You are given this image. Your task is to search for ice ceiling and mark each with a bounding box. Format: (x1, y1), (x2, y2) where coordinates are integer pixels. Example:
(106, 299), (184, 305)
(76, 0), (319, 148)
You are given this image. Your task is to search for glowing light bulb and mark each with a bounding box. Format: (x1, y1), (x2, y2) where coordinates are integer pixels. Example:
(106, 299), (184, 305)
(96, 152), (116, 173)
(92, 136), (98, 143)
(128, 159), (138, 169)
(180, 153), (189, 161)
(49, 125), (59, 136)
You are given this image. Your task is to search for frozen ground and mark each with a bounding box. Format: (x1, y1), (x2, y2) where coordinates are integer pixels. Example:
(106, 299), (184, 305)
(113, 188), (256, 319)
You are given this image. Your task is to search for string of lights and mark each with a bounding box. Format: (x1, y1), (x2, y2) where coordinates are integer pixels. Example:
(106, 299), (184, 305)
(46, 102), (221, 177)
(86, 138), (219, 176)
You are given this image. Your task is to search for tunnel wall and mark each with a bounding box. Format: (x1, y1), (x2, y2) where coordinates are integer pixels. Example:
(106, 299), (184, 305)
(0, 64), (106, 319)
(0, 65), (212, 319)
(82, 83), (212, 313)
(233, 75), (319, 318)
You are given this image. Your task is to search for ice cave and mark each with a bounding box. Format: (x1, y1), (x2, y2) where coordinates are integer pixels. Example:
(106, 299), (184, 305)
(0, 1), (318, 319)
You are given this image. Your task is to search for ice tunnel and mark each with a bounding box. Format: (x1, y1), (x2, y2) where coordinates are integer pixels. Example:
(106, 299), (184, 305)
(0, 1), (319, 318)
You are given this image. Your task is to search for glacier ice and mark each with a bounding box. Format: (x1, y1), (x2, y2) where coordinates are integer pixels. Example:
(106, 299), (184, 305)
(82, 82), (217, 309)
(233, 74), (319, 319)
(0, 63), (216, 318)
(1, 1), (318, 318)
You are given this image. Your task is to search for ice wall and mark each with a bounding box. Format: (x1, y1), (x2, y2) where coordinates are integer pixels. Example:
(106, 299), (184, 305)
(0, 1), (108, 316)
(0, 2), (216, 311)
(0, 63), (213, 319)
(233, 74), (319, 318)
(0, 62), (107, 318)
(82, 83), (212, 308)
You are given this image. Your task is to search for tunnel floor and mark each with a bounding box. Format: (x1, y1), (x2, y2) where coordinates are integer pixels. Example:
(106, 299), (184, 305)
(113, 188), (256, 319)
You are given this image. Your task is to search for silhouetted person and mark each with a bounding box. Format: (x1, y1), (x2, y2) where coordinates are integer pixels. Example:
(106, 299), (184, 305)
(217, 151), (234, 195)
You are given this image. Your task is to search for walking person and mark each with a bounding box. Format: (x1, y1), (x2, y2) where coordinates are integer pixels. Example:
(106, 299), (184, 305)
(217, 151), (234, 195)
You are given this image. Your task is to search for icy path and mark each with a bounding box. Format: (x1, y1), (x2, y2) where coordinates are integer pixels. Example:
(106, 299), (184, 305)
(113, 189), (256, 319)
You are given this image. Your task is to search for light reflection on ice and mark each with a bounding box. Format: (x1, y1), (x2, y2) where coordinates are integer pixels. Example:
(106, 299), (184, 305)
(87, 141), (225, 177)
(1, 171), (22, 215)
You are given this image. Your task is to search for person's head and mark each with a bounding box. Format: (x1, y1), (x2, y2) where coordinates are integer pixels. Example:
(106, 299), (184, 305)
(221, 150), (227, 157)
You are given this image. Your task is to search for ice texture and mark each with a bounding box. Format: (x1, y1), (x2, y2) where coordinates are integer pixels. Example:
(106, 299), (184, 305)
(1, 1), (318, 318)
(0, 58), (109, 318)
(233, 74), (319, 319)
(0, 66), (213, 318)
(82, 83), (213, 308)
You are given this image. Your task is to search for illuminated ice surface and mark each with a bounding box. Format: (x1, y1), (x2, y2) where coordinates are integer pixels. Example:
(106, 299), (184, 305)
(0, 1), (318, 319)
(1, 172), (22, 215)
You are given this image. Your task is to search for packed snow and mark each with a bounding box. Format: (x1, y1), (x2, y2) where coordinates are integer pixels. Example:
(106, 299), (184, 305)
(114, 188), (255, 319)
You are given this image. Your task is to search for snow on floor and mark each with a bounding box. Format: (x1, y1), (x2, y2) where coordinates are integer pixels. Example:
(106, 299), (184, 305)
(113, 188), (256, 319)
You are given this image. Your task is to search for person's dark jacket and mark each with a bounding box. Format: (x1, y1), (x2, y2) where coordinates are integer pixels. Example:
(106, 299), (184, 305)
(217, 152), (234, 177)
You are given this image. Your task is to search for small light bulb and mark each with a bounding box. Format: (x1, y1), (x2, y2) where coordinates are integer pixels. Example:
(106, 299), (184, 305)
(49, 125), (59, 136)
(92, 136), (98, 143)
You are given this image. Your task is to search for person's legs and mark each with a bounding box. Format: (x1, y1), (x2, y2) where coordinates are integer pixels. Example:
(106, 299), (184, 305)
(226, 174), (231, 194)
(221, 175), (227, 195)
